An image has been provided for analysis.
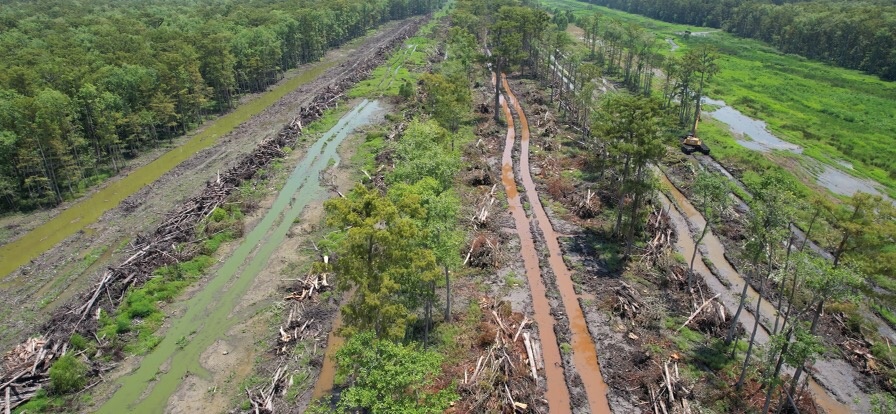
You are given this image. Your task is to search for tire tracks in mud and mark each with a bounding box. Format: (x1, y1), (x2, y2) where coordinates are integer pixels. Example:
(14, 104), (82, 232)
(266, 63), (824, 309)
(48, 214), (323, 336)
(657, 172), (862, 413)
(497, 72), (610, 414)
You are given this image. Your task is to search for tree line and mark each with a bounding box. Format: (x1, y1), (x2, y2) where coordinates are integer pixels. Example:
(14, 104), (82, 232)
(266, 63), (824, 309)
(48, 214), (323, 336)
(0, 0), (443, 212)
(576, 0), (896, 80)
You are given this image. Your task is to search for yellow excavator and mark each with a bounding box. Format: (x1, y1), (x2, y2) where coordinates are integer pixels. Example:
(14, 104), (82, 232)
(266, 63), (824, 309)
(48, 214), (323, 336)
(681, 115), (710, 155)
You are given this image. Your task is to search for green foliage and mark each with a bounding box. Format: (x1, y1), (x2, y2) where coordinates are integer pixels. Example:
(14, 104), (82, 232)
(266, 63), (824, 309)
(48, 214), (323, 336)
(871, 393), (896, 414)
(49, 354), (88, 395)
(0, 0), (444, 213)
(68, 333), (89, 352)
(333, 331), (456, 413)
(420, 73), (471, 132)
(388, 120), (460, 192)
(322, 184), (440, 340)
(13, 389), (66, 413)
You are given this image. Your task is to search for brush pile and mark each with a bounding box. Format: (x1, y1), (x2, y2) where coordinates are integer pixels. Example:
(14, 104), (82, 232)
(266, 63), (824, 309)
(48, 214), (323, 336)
(0, 17), (426, 409)
(456, 298), (541, 413)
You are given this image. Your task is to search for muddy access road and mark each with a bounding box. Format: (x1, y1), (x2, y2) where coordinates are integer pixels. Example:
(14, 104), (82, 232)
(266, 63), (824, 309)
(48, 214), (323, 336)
(0, 18), (421, 352)
(496, 72), (611, 413)
(658, 173), (867, 413)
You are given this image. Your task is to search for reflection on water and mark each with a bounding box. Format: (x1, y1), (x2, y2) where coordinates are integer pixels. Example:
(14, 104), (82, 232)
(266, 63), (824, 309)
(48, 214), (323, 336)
(702, 97), (888, 198)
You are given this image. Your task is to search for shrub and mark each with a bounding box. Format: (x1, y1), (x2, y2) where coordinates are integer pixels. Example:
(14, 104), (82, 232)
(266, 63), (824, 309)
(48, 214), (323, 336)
(69, 334), (89, 351)
(49, 354), (88, 394)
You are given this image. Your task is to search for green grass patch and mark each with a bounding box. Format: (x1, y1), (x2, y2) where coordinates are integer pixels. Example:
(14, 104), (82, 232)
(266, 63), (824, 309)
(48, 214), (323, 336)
(543, 0), (896, 197)
(97, 205), (242, 355)
(349, 34), (434, 98)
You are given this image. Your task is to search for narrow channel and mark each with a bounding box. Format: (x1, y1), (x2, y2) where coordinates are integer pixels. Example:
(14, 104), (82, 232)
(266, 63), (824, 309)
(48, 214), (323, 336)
(0, 62), (338, 281)
(97, 99), (385, 413)
(657, 172), (856, 414)
(503, 75), (611, 413)
(495, 73), (572, 412)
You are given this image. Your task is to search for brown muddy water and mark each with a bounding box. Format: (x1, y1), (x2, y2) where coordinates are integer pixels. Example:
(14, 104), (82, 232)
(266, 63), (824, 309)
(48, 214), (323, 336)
(658, 172), (854, 414)
(502, 75), (611, 414)
(495, 73), (572, 412)
(312, 309), (344, 400)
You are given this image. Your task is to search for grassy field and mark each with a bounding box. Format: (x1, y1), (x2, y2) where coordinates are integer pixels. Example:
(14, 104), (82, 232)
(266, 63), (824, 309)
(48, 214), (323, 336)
(543, 0), (896, 197)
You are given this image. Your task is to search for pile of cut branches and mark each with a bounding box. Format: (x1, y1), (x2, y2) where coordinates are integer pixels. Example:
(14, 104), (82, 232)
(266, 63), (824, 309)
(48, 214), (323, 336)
(456, 297), (541, 413)
(0, 17), (426, 409)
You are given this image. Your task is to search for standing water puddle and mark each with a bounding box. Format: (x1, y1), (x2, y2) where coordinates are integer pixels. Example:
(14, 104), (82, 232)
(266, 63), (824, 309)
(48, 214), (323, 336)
(502, 74), (611, 413)
(658, 172), (856, 413)
(96, 99), (385, 413)
(702, 97), (889, 199)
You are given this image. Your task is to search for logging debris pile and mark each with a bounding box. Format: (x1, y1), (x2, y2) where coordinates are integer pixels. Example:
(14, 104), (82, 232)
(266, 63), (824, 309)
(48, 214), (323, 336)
(464, 233), (501, 269)
(643, 206), (674, 263)
(573, 189), (600, 219)
(0, 18), (424, 410)
(646, 358), (696, 414)
(455, 297), (542, 413)
(464, 162), (494, 187)
(283, 271), (331, 303)
(469, 184), (498, 229)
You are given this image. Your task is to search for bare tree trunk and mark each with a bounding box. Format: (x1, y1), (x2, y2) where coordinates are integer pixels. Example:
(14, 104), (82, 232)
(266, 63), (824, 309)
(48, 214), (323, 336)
(726, 261), (754, 344)
(444, 266), (450, 322)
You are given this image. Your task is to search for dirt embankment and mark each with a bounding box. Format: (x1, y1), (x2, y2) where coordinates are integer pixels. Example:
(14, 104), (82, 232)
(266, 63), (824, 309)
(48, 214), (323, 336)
(0, 18), (426, 354)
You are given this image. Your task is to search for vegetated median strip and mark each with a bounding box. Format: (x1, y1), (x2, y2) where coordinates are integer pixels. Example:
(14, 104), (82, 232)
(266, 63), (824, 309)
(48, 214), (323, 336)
(495, 72), (573, 413)
(503, 75), (611, 413)
(656, 173), (859, 413)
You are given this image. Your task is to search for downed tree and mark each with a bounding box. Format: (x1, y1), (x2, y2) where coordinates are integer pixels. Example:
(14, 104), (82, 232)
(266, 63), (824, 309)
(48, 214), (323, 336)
(0, 17), (427, 409)
(457, 297), (541, 413)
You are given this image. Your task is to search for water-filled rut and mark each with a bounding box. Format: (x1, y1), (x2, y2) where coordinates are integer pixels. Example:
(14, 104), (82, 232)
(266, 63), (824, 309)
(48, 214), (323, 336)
(96, 99), (385, 413)
(502, 75), (611, 413)
(495, 73), (571, 412)
(657, 172), (858, 413)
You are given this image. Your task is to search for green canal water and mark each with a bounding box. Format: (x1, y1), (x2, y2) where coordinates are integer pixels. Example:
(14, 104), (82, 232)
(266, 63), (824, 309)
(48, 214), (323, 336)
(0, 61), (335, 281)
(96, 99), (384, 413)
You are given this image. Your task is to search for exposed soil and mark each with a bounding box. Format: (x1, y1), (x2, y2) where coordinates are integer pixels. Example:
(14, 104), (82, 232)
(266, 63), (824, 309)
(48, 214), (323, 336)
(0, 18), (423, 353)
(664, 150), (888, 409)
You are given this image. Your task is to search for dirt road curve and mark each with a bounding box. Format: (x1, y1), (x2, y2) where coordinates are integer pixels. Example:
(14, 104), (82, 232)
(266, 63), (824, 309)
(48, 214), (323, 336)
(0, 18), (422, 351)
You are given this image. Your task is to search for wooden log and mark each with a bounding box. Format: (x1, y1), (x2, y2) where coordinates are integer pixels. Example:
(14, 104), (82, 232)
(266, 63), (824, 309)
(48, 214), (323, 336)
(522, 333), (538, 381)
(513, 317), (529, 342)
(676, 294), (721, 332)
(664, 361), (675, 402)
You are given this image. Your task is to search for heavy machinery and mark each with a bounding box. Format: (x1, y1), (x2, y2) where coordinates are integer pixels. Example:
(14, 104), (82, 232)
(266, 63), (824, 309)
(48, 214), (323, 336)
(681, 115), (710, 155)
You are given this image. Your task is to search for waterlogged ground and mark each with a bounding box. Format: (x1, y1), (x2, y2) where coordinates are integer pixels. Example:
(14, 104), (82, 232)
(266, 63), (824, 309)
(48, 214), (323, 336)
(94, 100), (386, 412)
(0, 20), (414, 354)
(702, 97), (890, 199)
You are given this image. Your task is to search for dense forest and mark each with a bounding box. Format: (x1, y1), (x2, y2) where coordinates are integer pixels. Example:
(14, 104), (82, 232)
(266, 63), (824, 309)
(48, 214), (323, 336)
(0, 0), (441, 212)
(577, 0), (896, 80)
